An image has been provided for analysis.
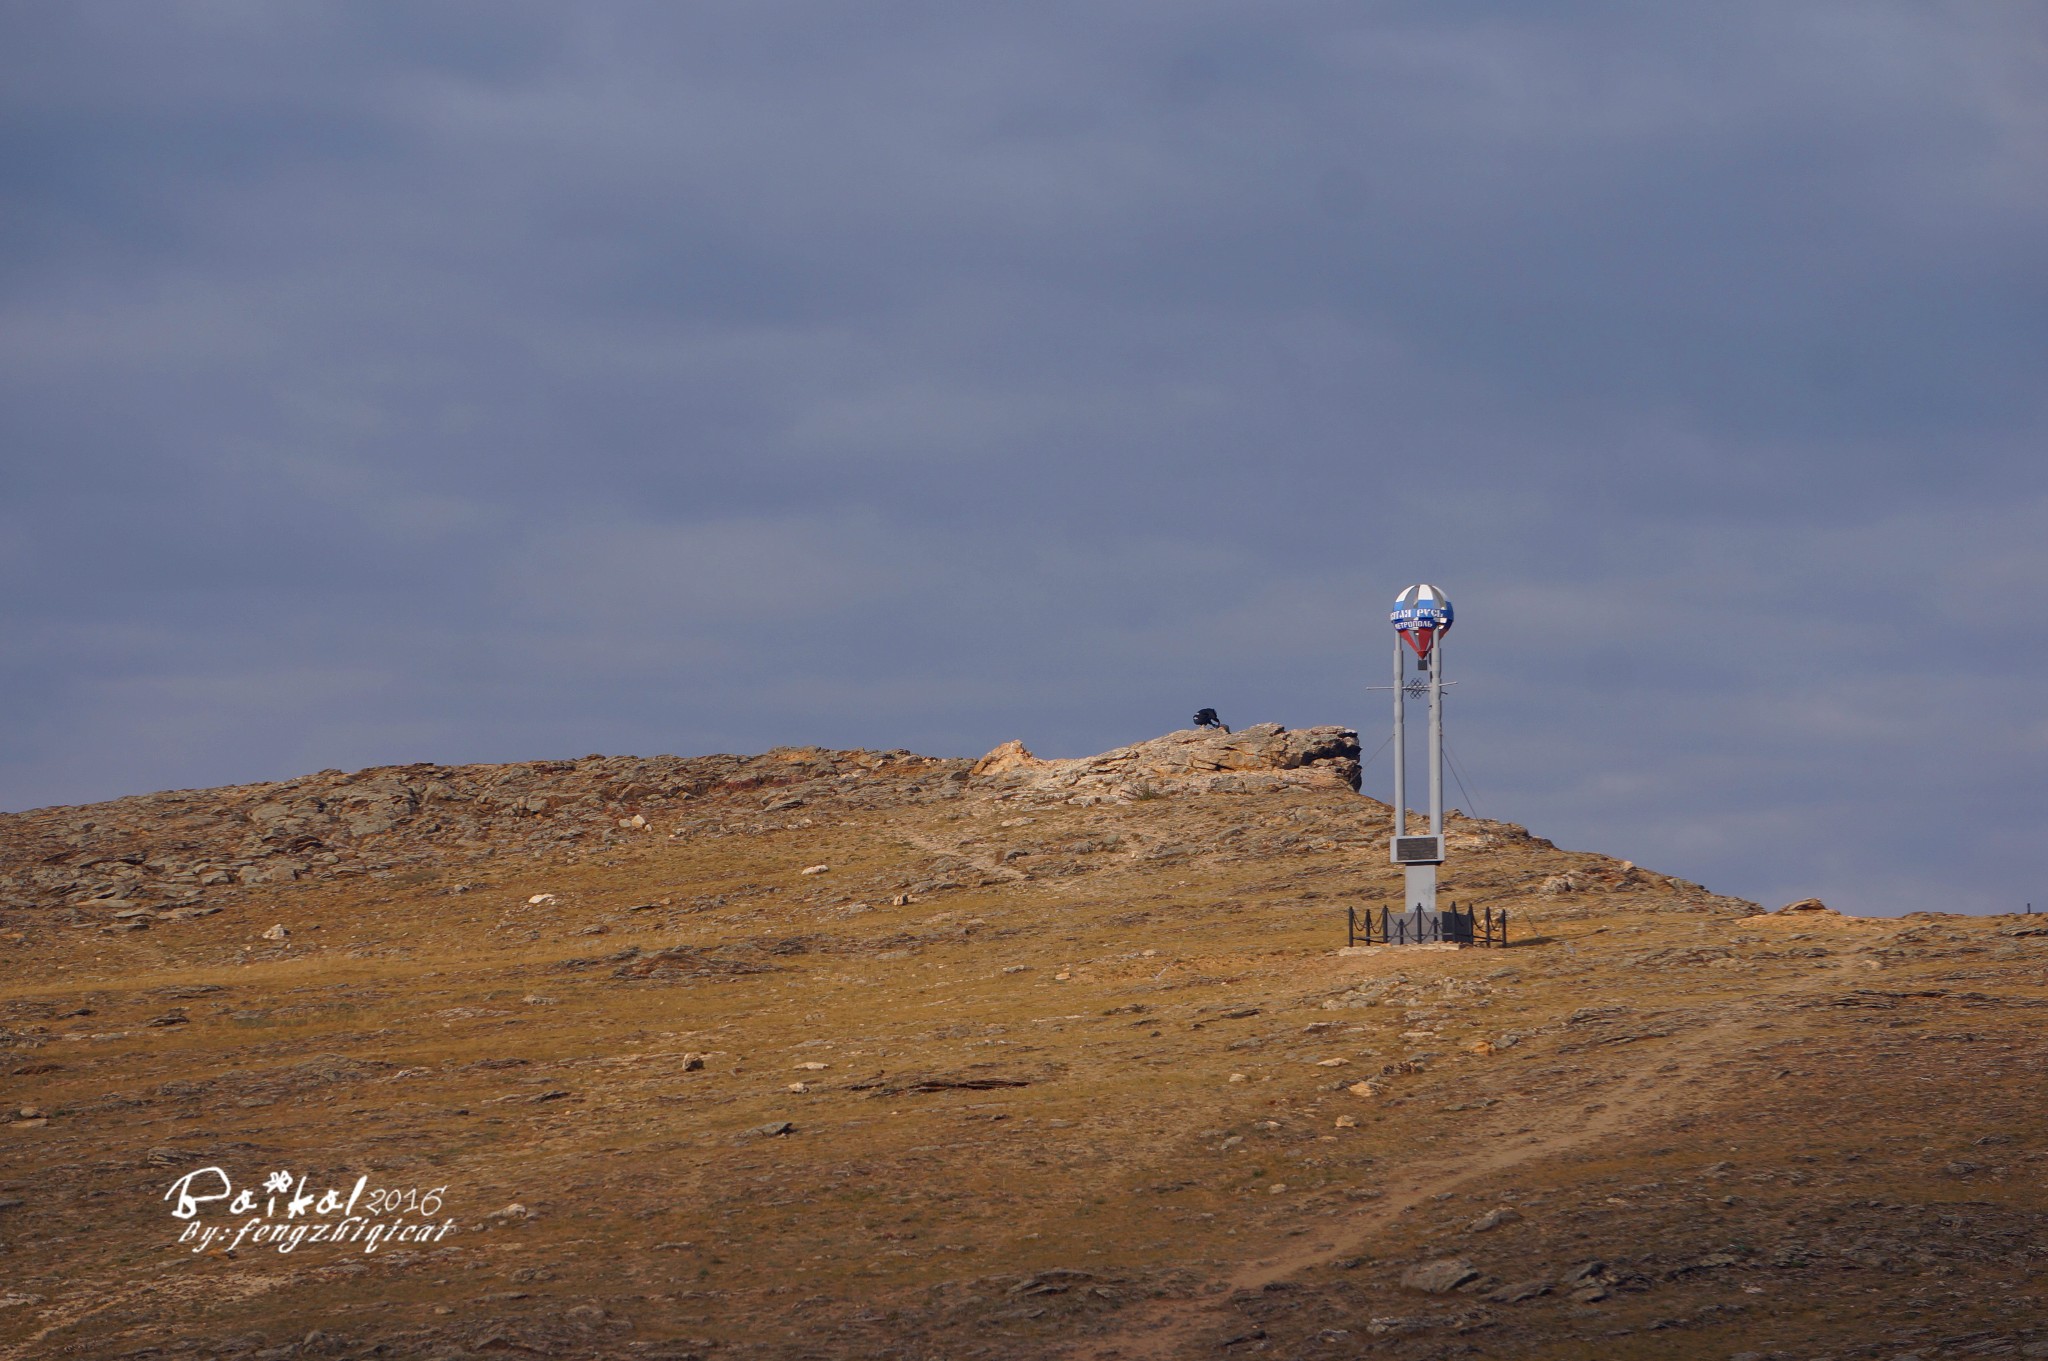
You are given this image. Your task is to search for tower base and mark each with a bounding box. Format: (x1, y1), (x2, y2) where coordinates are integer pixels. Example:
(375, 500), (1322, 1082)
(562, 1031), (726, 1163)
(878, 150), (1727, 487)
(1403, 863), (1438, 915)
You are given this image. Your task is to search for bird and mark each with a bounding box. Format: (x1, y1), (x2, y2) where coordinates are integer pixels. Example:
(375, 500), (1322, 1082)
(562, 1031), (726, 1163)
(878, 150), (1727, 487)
(1192, 708), (1229, 733)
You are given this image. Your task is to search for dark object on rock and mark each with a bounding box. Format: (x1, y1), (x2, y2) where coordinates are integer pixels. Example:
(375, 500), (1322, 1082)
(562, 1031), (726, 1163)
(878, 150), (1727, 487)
(1192, 708), (1229, 733)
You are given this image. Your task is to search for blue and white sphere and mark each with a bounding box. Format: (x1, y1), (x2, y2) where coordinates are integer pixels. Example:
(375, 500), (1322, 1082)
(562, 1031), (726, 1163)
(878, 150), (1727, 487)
(1390, 583), (1454, 636)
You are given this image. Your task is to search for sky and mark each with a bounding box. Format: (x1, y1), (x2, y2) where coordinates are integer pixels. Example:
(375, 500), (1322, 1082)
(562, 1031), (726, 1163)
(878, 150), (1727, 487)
(3, 2), (2044, 915)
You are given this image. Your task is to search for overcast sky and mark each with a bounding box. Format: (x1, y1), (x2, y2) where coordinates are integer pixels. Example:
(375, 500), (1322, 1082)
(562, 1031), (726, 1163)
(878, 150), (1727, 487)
(3, 2), (2043, 915)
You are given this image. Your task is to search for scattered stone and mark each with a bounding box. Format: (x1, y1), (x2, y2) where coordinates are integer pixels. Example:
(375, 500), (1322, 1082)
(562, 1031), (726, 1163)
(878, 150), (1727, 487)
(1400, 1259), (1479, 1294)
(746, 1121), (795, 1138)
(1009, 1268), (1097, 1296)
(260, 924), (288, 940)
(1333, 1115), (1357, 1128)
(1467, 1207), (1522, 1232)
(680, 1053), (706, 1071)
(1489, 1280), (1551, 1304)
(527, 894), (557, 906)
(800, 864), (830, 876)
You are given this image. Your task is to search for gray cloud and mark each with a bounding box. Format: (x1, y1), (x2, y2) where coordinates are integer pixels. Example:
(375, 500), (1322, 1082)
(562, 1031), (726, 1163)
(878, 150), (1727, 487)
(3, 1), (2044, 915)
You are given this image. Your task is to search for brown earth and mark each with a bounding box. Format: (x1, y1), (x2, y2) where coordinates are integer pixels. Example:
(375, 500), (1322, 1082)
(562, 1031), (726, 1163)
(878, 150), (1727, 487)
(1, 725), (2044, 1360)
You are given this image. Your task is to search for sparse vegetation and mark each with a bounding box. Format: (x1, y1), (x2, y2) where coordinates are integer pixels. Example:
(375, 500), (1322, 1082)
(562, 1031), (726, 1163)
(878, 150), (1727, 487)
(0, 730), (2042, 1358)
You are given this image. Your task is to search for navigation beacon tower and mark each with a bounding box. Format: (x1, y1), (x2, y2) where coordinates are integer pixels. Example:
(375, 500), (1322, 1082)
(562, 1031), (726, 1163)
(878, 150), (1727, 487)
(1389, 584), (1453, 921)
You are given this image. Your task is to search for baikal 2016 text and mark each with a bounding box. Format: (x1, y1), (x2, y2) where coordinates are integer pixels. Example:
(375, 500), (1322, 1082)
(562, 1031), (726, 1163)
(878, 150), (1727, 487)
(164, 1167), (457, 1255)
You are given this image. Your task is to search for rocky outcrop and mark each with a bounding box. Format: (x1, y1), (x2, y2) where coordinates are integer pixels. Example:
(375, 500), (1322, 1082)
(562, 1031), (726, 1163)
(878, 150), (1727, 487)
(967, 724), (1362, 804)
(0, 727), (1371, 923)
(0, 746), (966, 923)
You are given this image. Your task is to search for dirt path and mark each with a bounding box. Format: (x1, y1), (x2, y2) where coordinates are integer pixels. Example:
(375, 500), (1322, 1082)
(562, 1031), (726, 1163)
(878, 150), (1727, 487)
(1073, 960), (1855, 1360)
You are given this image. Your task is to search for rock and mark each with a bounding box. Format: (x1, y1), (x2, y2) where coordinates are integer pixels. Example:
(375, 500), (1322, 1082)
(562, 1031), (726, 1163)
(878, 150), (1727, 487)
(787, 1082), (808, 1093)
(1488, 1280), (1551, 1303)
(969, 724), (1363, 799)
(746, 1121), (795, 1138)
(1558, 1260), (1606, 1285)
(240, 860), (305, 885)
(971, 740), (1045, 777)
(800, 864), (830, 876)
(1347, 1081), (1381, 1097)
(1538, 874), (1577, 895)
(1010, 1268), (1097, 1296)
(680, 1053), (706, 1071)
(260, 924), (288, 940)
(794, 1061), (828, 1070)
(1775, 898), (1836, 914)
(527, 893), (557, 905)
(1467, 1207), (1522, 1232)
(1333, 1115), (1357, 1128)
(1229, 1073), (1248, 1084)
(1400, 1259), (1479, 1293)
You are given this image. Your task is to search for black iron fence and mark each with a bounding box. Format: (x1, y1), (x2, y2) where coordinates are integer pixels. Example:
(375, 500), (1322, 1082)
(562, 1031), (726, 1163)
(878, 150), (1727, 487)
(1347, 902), (1509, 948)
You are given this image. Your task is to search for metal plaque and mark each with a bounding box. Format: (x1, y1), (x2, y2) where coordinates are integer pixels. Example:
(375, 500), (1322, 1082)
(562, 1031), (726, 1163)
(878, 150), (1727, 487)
(1393, 835), (1444, 864)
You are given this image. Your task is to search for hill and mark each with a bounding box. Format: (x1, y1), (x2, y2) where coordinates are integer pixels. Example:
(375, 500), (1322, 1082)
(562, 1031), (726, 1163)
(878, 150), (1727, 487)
(1, 725), (2044, 1360)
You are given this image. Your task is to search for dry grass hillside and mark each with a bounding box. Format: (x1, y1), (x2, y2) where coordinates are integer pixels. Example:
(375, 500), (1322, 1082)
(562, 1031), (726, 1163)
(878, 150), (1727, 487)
(1, 725), (2044, 1361)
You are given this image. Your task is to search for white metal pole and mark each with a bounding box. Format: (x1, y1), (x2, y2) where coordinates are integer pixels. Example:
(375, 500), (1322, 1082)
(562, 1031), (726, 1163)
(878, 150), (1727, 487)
(1427, 636), (1444, 838)
(1391, 634), (1407, 842)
